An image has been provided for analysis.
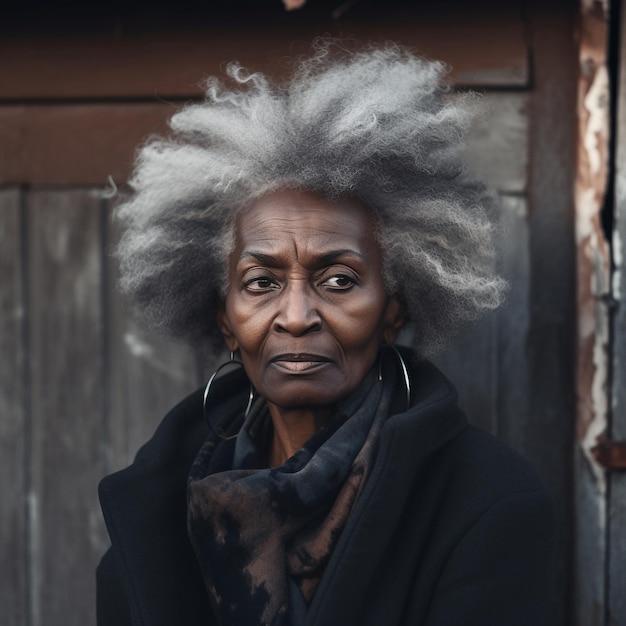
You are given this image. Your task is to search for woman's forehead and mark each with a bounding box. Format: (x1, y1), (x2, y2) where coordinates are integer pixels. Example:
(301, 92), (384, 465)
(233, 189), (378, 252)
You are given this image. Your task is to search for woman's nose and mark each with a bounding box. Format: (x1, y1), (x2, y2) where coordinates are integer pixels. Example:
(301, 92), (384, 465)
(273, 281), (322, 336)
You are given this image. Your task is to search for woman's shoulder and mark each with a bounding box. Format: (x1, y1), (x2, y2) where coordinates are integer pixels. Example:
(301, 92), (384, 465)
(403, 358), (550, 504)
(445, 424), (550, 502)
(127, 387), (208, 470)
(111, 365), (252, 473)
(386, 358), (554, 534)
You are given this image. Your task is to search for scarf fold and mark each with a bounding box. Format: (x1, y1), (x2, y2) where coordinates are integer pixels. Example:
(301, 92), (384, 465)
(187, 358), (401, 626)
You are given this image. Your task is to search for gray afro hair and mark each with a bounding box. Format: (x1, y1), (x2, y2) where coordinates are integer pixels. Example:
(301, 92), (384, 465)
(115, 41), (507, 357)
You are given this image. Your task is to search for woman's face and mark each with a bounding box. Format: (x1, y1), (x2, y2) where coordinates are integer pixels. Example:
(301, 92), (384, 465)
(218, 189), (404, 412)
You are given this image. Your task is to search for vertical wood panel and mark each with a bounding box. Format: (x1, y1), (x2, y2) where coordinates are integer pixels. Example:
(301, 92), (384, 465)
(495, 196), (531, 448)
(432, 312), (496, 434)
(433, 89), (530, 435)
(0, 189), (26, 626)
(105, 202), (200, 474)
(465, 93), (530, 194)
(433, 196), (531, 439)
(526, 4), (577, 625)
(28, 190), (106, 626)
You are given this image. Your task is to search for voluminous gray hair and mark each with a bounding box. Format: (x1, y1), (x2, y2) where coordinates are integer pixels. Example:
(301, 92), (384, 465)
(116, 42), (506, 357)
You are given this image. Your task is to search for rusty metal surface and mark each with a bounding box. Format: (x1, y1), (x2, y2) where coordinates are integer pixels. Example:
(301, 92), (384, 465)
(592, 441), (626, 469)
(574, 1), (611, 625)
(575, 0), (611, 483)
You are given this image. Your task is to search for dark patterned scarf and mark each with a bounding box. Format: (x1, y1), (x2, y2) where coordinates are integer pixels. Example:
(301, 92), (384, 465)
(187, 359), (401, 625)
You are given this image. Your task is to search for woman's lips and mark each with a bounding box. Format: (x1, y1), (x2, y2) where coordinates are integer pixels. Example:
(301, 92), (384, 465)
(270, 354), (332, 373)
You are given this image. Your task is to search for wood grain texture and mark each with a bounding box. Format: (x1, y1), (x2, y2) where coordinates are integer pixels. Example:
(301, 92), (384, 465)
(0, 92), (530, 189)
(104, 201), (201, 474)
(494, 196), (530, 447)
(435, 117), (530, 434)
(0, 7), (528, 101)
(525, 2), (577, 624)
(432, 310), (496, 434)
(0, 189), (27, 626)
(27, 190), (106, 626)
(0, 103), (173, 186)
(464, 93), (529, 195)
(433, 196), (529, 437)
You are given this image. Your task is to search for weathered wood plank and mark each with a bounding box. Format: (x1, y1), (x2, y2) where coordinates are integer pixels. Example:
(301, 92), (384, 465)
(0, 103), (172, 186)
(433, 196), (529, 438)
(494, 196), (530, 448)
(608, 1), (626, 623)
(525, 2), (578, 625)
(105, 200), (201, 474)
(432, 309), (496, 434)
(27, 190), (107, 626)
(464, 93), (529, 195)
(0, 6), (528, 101)
(0, 189), (27, 626)
(0, 90), (529, 196)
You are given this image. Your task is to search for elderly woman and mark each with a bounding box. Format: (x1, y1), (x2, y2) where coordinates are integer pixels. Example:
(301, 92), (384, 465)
(97, 44), (555, 626)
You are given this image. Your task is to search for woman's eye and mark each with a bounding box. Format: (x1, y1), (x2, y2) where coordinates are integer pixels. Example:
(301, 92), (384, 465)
(245, 276), (278, 291)
(323, 274), (355, 289)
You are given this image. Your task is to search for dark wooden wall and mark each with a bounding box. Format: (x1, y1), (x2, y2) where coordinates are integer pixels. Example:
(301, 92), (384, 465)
(0, 2), (579, 625)
(0, 189), (201, 625)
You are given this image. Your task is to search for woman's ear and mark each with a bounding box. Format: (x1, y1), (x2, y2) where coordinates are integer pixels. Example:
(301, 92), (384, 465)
(382, 297), (406, 345)
(216, 301), (239, 352)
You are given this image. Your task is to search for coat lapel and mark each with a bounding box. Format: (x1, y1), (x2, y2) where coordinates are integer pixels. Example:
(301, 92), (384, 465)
(306, 362), (467, 626)
(99, 370), (249, 626)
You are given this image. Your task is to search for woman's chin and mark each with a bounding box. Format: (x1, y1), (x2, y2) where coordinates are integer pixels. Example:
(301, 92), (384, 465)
(259, 379), (350, 414)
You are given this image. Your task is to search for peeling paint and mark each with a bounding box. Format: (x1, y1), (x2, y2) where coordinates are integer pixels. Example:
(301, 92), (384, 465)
(577, 187), (603, 243)
(584, 66), (610, 176)
(574, 1), (611, 621)
(584, 302), (609, 489)
(575, 0), (610, 481)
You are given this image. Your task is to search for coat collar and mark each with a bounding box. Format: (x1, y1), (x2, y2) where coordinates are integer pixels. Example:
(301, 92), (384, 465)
(99, 359), (466, 626)
(307, 359), (467, 625)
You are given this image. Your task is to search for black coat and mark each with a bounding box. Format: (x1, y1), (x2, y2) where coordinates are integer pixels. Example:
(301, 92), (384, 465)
(97, 361), (555, 626)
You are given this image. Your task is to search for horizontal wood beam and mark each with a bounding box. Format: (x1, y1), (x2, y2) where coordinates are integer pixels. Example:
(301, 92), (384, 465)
(0, 11), (528, 102)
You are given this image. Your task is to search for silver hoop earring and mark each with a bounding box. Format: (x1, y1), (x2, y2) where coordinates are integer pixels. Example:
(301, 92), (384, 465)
(378, 344), (411, 411)
(203, 351), (254, 439)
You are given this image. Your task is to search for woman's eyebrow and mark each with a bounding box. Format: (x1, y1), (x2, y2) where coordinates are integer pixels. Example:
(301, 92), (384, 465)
(240, 251), (278, 265)
(240, 249), (365, 266)
(317, 249), (365, 264)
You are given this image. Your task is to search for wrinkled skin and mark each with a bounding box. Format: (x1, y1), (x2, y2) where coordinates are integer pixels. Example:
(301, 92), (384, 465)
(218, 189), (404, 465)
